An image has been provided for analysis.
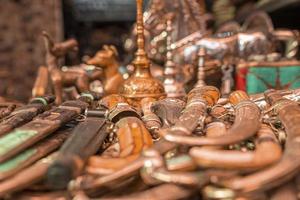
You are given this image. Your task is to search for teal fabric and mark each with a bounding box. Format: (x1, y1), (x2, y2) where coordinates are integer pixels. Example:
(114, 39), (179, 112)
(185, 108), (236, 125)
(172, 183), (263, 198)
(246, 66), (300, 94)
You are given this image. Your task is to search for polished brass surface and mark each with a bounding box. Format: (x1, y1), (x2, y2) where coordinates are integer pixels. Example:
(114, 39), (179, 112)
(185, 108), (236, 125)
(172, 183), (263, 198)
(4, 2), (300, 199)
(119, 0), (165, 108)
(87, 45), (124, 95)
(195, 47), (207, 88)
(41, 32), (102, 104)
(163, 16), (186, 98)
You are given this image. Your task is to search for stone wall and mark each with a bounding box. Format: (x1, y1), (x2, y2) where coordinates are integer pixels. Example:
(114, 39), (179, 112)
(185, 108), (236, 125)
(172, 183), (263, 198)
(0, 0), (63, 102)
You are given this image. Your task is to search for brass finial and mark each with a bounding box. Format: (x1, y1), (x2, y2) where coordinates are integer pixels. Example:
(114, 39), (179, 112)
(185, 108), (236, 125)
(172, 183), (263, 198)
(134, 0), (148, 66)
(163, 16), (186, 98)
(119, 0), (165, 108)
(195, 47), (206, 88)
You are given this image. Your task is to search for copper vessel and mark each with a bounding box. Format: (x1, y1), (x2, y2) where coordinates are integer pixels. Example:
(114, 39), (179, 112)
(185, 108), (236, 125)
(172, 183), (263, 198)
(119, 0), (165, 108)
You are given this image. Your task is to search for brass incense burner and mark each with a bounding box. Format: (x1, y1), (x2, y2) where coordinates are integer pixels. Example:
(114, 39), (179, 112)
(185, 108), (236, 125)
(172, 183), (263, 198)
(119, 0), (165, 108)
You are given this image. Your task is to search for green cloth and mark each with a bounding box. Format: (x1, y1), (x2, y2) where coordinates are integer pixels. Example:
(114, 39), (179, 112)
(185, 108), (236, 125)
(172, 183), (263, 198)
(246, 66), (300, 94)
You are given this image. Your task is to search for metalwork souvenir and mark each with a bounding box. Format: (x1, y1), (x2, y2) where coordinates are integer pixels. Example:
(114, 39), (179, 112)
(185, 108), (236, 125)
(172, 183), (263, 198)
(39, 32), (102, 104)
(87, 45), (124, 94)
(119, 0), (166, 108)
(47, 117), (112, 189)
(219, 89), (300, 194)
(163, 17), (186, 98)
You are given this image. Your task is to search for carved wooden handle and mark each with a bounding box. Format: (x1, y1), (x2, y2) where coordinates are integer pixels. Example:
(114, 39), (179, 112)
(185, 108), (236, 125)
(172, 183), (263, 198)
(141, 97), (156, 115)
(188, 86), (220, 106)
(229, 90), (250, 106)
(100, 94), (127, 111)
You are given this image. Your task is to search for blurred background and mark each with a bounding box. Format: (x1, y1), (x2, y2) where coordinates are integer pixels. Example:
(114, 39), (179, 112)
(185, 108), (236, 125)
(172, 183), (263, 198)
(1, 0), (300, 102)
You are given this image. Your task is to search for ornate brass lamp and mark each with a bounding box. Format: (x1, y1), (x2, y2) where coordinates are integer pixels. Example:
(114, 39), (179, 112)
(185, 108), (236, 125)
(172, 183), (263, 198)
(119, 0), (165, 108)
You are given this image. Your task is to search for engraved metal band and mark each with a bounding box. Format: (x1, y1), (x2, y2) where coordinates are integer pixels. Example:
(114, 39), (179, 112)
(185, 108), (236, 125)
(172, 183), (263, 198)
(80, 93), (94, 101)
(58, 105), (82, 114)
(31, 97), (48, 106)
(186, 99), (207, 109)
(170, 126), (191, 135)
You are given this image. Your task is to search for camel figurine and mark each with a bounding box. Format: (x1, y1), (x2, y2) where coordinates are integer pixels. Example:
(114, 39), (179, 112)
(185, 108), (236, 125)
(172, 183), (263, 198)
(33, 31), (102, 104)
(87, 45), (124, 95)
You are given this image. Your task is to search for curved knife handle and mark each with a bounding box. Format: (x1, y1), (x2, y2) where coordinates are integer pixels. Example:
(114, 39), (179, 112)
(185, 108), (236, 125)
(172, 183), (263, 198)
(188, 86), (220, 107)
(100, 94), (128, 111)
(229, 90), (250, 106)
(141, 98), (162, 131)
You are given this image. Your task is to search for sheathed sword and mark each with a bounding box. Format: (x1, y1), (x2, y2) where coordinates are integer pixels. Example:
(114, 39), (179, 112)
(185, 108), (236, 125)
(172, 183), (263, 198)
(0, 93), (97, 163)
(47, 108), (112, 189)
(0, 152), (57, 197)
(0, 125), (73, 181)
(69, 86), (220, 192)
(0, 96), (55, 137)
(47, 94), (142, 189)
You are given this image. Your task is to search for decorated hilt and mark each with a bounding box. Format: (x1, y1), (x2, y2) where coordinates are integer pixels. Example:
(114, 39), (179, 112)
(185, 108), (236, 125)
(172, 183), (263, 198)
(205, 121), (227, 138)
(229, 90), (261, 123)
(100, 94), (140, 123)
(264, 89), (299, 122)
(81, 96), (154, 179)
(140, 148), (204, 186)
(169, 86), (220, 135)
(0, 95), (56, 137)
(188, 86), (220, 107)
(141, 98), (162, 135)
(151, 98), (186, 128)
(116, 116), (153, 158)
(264, 89), (290, 107)
(228, 90), (250, 106)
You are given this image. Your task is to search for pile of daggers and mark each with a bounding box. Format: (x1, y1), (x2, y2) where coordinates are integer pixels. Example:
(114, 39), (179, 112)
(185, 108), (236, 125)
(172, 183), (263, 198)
(0, 87), (299, 200)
